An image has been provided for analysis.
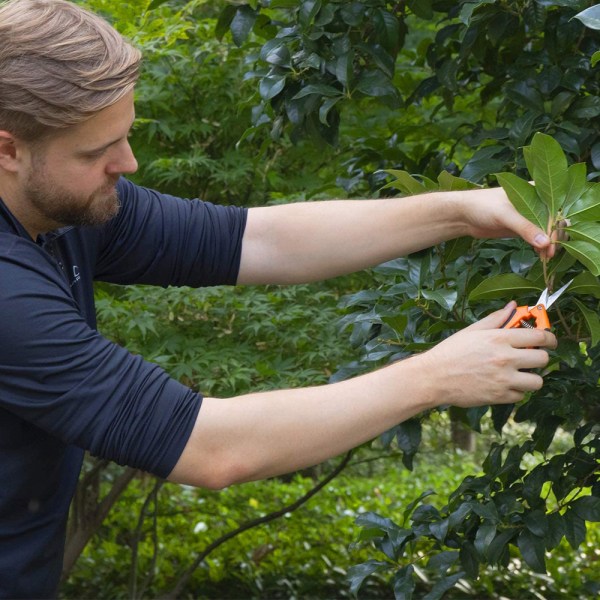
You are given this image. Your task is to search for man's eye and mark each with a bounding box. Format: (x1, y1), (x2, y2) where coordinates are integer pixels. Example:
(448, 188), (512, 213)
(84, 150), (105, 160)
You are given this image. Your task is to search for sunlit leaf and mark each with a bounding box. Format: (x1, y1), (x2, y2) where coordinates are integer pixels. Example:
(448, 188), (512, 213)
(495, 173), (548, 231)
(526, 133), (568, 217)
(381, 170), (427, 195)
(574, 4), (600, 29)
(437, 171), (480, 191)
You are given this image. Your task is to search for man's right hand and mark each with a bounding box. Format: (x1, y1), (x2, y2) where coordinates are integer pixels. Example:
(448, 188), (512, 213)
(415, 301), (557, 409)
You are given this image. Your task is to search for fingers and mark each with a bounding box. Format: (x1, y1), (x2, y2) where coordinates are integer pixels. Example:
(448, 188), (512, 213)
(467, 301), (517, 330)
(511, 370), (544, 392)
(467, 307), (557, 349)
(505, 328), (557, 350)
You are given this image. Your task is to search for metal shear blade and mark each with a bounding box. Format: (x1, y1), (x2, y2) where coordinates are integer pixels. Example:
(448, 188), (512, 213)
(532, 279), (573, 310)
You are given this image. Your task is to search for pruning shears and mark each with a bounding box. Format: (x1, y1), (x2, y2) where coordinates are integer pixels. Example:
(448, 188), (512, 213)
(501, 279), (573, 331)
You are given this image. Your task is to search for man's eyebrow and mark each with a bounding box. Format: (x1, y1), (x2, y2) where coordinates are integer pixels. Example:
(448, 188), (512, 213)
(77, 118), (135, 155)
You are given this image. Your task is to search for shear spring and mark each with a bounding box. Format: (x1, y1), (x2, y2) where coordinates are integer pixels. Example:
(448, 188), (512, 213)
(520, 320), (534, 329)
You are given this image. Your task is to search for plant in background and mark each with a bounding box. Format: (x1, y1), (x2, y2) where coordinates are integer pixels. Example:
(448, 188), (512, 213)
(341, 134), (600, 598)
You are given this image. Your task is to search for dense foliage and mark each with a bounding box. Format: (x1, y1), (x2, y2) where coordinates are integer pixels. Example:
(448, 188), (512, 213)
(61, 0), (600, 598)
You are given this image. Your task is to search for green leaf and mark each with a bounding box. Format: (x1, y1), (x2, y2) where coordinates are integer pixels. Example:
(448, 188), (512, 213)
(347, 560), (389, 595)
(524, 509), (549, 538)
(396, 420), (422, 471)
(526, 133), (568, 218)
(259, 75), (286, 100)
(561, 162), (588, 213)
(392, 565), (416, 600)
(567, 183), (600, 222)
(572, 496), (600, 521)
(292, 83), (343, 100)
(564, 508), (587, 549)
(574, 5), (600, 30)
(487, 530), (516, 565)
(469, 273), (542, 302)
(459, 542), (479, 579)
(319, 97), (341, 125)
(422, 572), (465, 600)
(422, 289), (457, 311)
(560, 240), (600, 276)
(573, 300), (600, 347)
(147, 0), (170, 9)
(437, 171), (480, 191)
(568, 96), (600, 119)
(474, 524), (497, 559)
(427, 551), (459, 574)
(592, 50), (600, 67)
(495, 173), (548, 231)
(381, 170), (428, 195)
(570, 271), (600, 298)
(355, 69), (400, 100)
(231, 6), (257, 47)
(462, 146), (508, 183)
(517, 529), (547, 573)
(564, 222), (600, 248)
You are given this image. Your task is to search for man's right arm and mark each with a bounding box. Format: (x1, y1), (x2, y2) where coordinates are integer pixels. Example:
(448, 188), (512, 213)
(167, 303), (556, 490)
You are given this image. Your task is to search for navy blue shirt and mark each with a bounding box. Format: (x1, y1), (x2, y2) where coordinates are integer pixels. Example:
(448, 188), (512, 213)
(0, 178), (247, 598)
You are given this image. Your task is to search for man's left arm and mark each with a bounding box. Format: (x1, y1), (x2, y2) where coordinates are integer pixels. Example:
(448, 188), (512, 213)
(237, 187), (552, 285)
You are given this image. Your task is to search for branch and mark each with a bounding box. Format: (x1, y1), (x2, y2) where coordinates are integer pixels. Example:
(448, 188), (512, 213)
(161, 451), (353, 599)
(62, 467), (139, 578)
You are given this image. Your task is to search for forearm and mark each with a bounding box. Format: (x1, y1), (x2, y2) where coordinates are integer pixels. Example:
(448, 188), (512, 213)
(167, 355), (436, 489)
(238, 193), (467, 285)
(167, 305), (556, 490)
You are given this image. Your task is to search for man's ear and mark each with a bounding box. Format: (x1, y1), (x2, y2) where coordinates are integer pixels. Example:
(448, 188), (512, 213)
(0, 131), (21, 173)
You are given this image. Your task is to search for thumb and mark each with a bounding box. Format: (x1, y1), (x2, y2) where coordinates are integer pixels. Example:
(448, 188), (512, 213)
(509, 213), (550, 251)
(467, 301), (517, 331)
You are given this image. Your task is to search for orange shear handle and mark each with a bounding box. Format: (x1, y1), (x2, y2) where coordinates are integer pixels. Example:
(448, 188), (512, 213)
(501, 304), (551, 330)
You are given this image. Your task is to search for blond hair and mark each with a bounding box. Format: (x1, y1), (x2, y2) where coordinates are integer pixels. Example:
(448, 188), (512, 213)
(0, 0), (141, 140)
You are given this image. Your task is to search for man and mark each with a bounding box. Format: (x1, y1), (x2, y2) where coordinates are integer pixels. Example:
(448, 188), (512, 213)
(0, 0), (556, 597)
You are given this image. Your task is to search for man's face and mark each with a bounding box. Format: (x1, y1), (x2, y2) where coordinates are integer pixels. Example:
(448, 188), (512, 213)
(18, 90), (138, 235)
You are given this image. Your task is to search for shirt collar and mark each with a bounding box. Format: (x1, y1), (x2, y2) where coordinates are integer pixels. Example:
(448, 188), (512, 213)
(0, 196), (73, 243)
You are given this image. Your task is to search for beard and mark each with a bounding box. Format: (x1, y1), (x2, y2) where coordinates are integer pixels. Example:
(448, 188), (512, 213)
(25, 158), (121, 230)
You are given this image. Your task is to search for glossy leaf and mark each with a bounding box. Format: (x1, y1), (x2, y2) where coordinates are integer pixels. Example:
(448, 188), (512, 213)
(573, 300), (600, 347)
(574, 5), (600, 30)
(561, 162), (588, 213)
(566, 183), (600, 223)
(437, 171), (480, 191)
(564, 222), (600, 248)
(231, 6), (257, 47)
(572, 496), (600, 521)
(259, 75), (286, 100)
(517, 530), (547, 573)
(347, 560), (389, 595)
(392, 565), (415, 600)
(564, 508), (587, 549)
(569, 271), (600, 298)
(469, 274), (542, 302)
(495, 173), (548, 231)
(526, 133), (568, 218)
(381, 170), (427, 195)
(560, 240), (600, 276)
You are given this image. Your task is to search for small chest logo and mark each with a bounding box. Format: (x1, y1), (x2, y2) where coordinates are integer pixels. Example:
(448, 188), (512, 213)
(70, 265), (81, 288)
